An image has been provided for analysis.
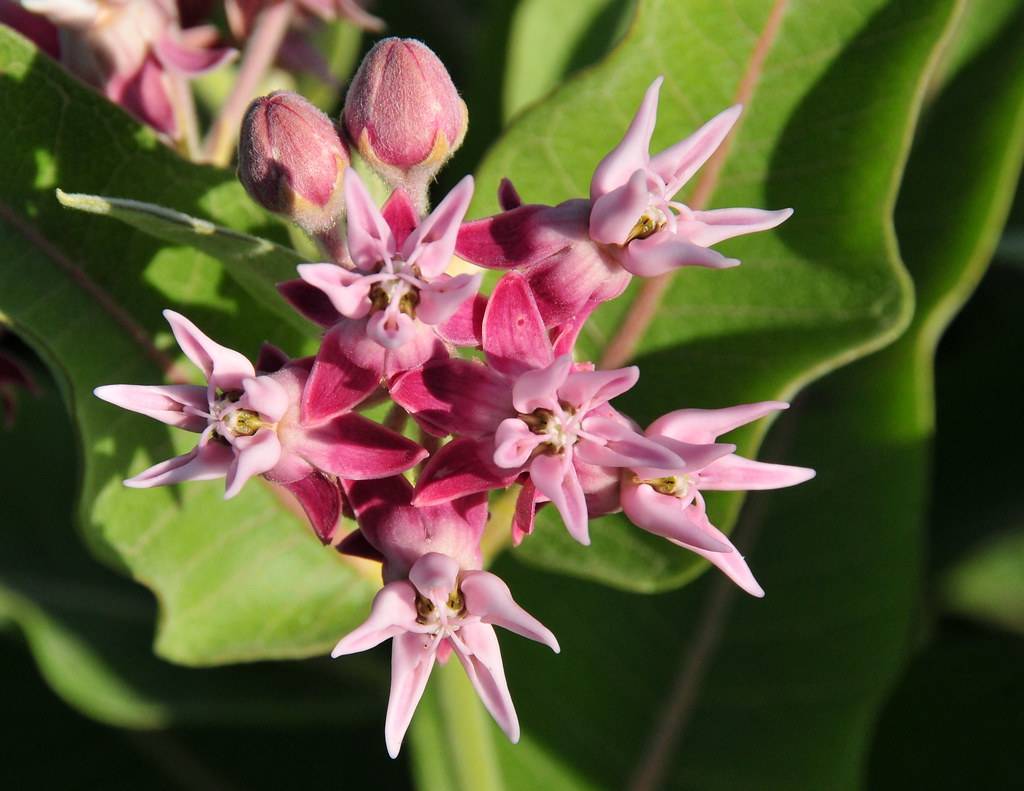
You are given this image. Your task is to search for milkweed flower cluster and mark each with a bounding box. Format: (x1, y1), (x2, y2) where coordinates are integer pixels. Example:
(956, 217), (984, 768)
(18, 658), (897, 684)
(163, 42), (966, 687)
(94, 37), (814, 757)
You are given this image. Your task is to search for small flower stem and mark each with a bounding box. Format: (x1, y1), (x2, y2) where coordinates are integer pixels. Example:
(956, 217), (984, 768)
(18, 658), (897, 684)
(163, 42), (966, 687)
(315, 225), (348, 265)
(169, 73), (201, 161)
(202, 0), (294, 167)
(384, 402), (408, 433)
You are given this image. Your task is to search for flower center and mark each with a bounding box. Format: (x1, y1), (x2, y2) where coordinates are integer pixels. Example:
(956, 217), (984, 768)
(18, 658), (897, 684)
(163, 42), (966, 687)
(369, 257), (424, 318)
(222, 408), (262, 437)
(519, 403), (581, 456)
(625, 209), (668, 242)
(633, 473), (694, 498)
(415, 588), (466, 635)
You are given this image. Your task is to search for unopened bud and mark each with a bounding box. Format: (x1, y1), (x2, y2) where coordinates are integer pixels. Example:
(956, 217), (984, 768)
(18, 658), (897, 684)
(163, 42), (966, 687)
(238, 91), (349, 234)
(343, 38), (467, 205)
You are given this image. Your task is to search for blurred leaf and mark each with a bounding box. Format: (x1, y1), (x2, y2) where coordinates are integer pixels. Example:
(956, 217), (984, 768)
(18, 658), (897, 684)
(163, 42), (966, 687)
(473, 0), (953, 591)
(502, 0), (636, 120)
(867, 623), (1024, 789)
(942, 529), (1024, 634)
(0, 28), (376, 665)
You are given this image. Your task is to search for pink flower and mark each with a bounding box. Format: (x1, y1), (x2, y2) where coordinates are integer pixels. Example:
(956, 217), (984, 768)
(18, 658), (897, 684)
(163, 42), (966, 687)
(18, 0), (236, 137)
(93, 311), (425, 520)
(332, 551), (559, 758)
(621, 402), (815, 596)
(225, 0), (385, 39)
(279, 168), (481, 424)
(392, 272), (685, 545)
(457, 78), (792, 327)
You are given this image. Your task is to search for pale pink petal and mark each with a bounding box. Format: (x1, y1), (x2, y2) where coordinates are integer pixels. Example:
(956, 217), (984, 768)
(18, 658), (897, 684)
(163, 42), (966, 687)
(332, 581), (419, 657)
(367, 308), (417, 350)
(589, 169), (650, 245)
(416, 272), (482, 326)
(452, 623), (519, 743)
(576, 459), (621, 516)
(512, 354), (573, 414)
(529, 453), (589, 544)
(633, 435), (735, 476)
(299, 413), (426, 479)
(648, 401), (790, 444)
(620, 481), (732, 552)
(336, 0), (387, 31)
(301, 321), (386, 423)
(493, 418), (543, 469)
(524, 240), (630, 327)
(482, 271), (552, 376)
(344, 168), (396, 268)
(124, 441), (234, 488)
(94, 383), (207, 431)
(239, 375), (290, 422)
(620, 232), (738, 277)
(385, 632), (438, 758)
(296, 263), (372, 319)
(559, 366), (639, 409)
(277, 278), (343, 328)
(678, 207), (793, 247)
(414, 438), (519, 506)
(409, 552), (461, 600)
(575, 423), (683, 470)
(391, 359), (513, 438)
(163, 310), (254, 391)
(590, 77), (661, 200)
(21, 0), (97, 27)
(435, 292), (485, 347)
(698, 453), (815, 490)
(224, 429), (281, 498)
(650, 104), (742, 196)
(461, 571), (560, 652)
(402, 175), (474, 279)
(670, 499), (764, 597)
(381, 188), (418, 248)
(153, 33), (236, 76)
(383, 321), (447, 379)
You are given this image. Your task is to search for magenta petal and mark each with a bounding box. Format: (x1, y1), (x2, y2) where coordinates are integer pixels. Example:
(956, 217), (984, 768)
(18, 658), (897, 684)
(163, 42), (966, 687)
(385, 632), (438, 758)
(621, 232), (738, 277)
(337, 528), (387, 563)
(452, 622), (520, 743)
(94, 383), (208, 431)
(512, 480), (538, 546)
(456, 204), (568, 270)
(650, 104), (742, 196)
(402, 175), (474, 279)
(522, 240), (624, 327)
(297, 263), (372, 319)
(699, 453), (816, 491)
(299, 413), (426, 479)
(461, 571), (560, 652)
(482, 271), (553, 376)
(124, 441), (234, 488)
(108, 55), (176, 136)
(279, 471), (343, 543)
(344, 168), (396, 268)
(648, 401), (790, 444)
(679, 207), (793, 246)
(416, 273), (482, 327)
(435, 292), (486, 347)
(239, 375), (290, 421)
(511, 355), (573, 414)
(224, 429), (281, 498)
(559, 366), (639, 409)
(589, 169), (650, 245)
(255, 342), (290, 374)
(383, 322), (448, 379)
(391, 359), (513, 437)
(620, 482), (732, 552)
(551, 300), (598, 357)
(382, 188), (419, 249)
(277, 278), (343, 328)
(529, 453), (589, 545)
(163, 310), (254, 392)
(301, 321), (386, 423)
(153, 32), (236, 75)
(332, 581), (419, 657)
(497, 178), (522, 210)
(414, 438), (519, 506)
(590, 77), (661, 200)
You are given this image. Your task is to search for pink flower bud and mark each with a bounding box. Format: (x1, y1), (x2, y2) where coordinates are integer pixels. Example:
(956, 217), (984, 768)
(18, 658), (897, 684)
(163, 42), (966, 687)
(343, 38), (467, 199)
(238, 91), (349, 234)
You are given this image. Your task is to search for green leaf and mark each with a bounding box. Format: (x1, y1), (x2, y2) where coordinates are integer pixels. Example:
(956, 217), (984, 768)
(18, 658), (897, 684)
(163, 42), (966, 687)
(473, 0), (953, 591)
(0, 27), (375, 665)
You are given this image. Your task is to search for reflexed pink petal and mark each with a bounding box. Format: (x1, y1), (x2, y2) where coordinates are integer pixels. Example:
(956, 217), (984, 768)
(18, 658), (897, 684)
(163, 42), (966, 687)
(163, 310), (254, 391)
(124, 441), (234, 488)
(279, 471), (344, 543)
(497, 177), (522, 210)
(435, 292), (485, 347)
(620, 482), (731, 552)
(367, 308), (417, 349)
(590, 76), (661, 200)
(452, 622), (520, 743)
(529, 453), (589, 544)
(344, 168), (396, 268)
(416, 272), (482, 326)
(277, 278), (343, 328)
(296, 263), (372, 319)
(511, 355), (573, 414)
(648, 401), (790, 444)
(153, 32), (236, 75)
(403, 175), (474, 279)
(636, 435), (735, 476)
(482, 272), (552, 376)
(650, 104), (742, 196)
(336, 0), (386, 33)
(337, 528), (387, 563)
(239, 375), (290, 421)
(620, 232), (738, 277)
(678, 207), (793, 247)
(299, 413), (426, 479)
(224, 429), (282, 498)
(93, 383), (208, 431)
(110, 55), (176, 137)
(414, 438), (519, 506)
(559, 366), (639, 409)
(385, 632), (438, 758)
(698, 453), (815, 491)
(409, 552), (461, 599)
(461, 571), (560, 652)
(255, 342), (290, 374)
(332, 581), (419, 657)
(381, 188), (418, 248)
(301, 321), (385, 423)
(589, 169), (650, 245)
(669, 500), (763, 597)
(493, 418), (542, 469)
(391, 359), (512, 437)
(575, 428), (683, 470)
(576, 459), (620, 516)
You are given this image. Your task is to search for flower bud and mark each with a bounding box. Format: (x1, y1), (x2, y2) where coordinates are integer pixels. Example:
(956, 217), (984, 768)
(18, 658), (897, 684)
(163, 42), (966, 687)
(238, 91), (349, 234)
(343, 38), (467, 203)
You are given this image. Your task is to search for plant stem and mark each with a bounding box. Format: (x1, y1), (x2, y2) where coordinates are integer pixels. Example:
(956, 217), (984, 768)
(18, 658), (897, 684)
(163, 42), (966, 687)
(202, 1), (294, 166)
(170, 73), (201, 161)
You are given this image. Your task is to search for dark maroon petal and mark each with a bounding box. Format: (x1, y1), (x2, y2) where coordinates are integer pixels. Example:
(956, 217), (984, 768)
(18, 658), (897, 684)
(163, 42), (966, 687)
(255, 341), (291, 374)
(337, 528), (387, 563)
(497, 178), (522, 211)
(0, 3), (59, 58)
(278, 278), (343, 328)
(301, 321), (385, 423)
(435, 292), (486, 347)
(299, 412), (426, 479)
(391, 358), (513, 437)
(413, 438), (518, 506)
(382, 188), (419, 248)
(279, 471), (344, 543)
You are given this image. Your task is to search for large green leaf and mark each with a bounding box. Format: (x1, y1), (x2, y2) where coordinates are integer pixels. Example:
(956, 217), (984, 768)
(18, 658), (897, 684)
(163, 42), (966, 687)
(0, 27), (376, 665)
(471, 0), (957, 591)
